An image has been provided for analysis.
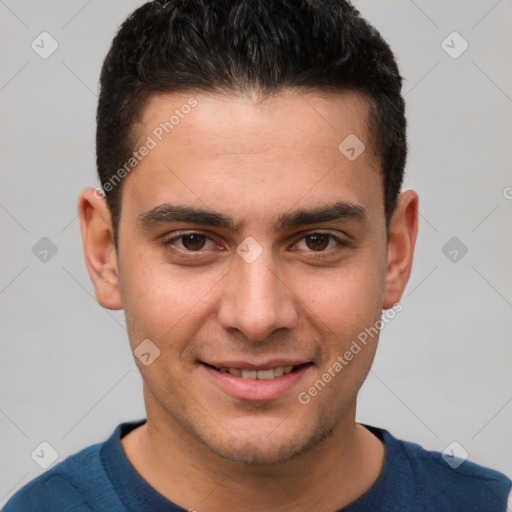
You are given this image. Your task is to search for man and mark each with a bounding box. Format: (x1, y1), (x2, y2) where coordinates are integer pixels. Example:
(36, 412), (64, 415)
(4, 0), (511, 510)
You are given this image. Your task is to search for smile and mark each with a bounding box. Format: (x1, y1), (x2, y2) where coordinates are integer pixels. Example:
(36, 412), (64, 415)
(200, 362), (313, 401)
(215, 366), (295, 379)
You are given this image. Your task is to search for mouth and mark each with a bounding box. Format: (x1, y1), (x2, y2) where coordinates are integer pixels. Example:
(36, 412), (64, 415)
(202, 362), (311, 380)
(199, 361), (314, 401)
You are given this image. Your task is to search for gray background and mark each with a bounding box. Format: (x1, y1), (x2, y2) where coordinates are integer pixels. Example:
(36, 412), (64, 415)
(1, 0), (511, 505)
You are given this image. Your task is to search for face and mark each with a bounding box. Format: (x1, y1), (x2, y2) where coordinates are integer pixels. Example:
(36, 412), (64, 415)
(81, 89), (417, 465)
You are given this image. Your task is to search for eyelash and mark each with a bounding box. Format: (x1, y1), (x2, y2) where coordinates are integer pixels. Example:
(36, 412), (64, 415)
(161, 230), (351, 257)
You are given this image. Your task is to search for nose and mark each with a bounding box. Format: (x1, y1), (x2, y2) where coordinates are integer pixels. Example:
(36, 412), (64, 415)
(217, 247), (299, 342)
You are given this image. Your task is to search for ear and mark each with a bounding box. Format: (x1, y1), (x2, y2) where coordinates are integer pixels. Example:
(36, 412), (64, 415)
(382, 190), (419, 309)
(78, 188), (122, 310)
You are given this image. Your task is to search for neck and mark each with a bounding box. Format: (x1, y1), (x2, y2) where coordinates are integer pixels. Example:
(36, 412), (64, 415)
(121, 400), (384, 512)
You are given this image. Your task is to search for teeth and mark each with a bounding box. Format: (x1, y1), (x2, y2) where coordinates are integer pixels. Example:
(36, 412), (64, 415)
(256, 369), (276, 380)
(274, 367), (284, 377)
(218, 366), (297, 379)
(241, 369), (257, 379)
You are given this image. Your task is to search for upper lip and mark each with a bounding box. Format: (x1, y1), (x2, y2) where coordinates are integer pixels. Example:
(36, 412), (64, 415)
(201, 359), (312, 370)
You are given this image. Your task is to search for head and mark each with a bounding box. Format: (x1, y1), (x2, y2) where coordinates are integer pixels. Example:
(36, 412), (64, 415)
(80, 0), (418, 465)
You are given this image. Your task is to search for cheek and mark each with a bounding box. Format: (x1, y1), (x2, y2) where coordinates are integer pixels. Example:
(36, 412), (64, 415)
(290, 256), (384, 334)
(119, 256), (221, 349)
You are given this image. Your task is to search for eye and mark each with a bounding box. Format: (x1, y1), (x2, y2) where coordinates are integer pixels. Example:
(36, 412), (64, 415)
(293, 232), (347, 253)
(163, 232), (217, 252)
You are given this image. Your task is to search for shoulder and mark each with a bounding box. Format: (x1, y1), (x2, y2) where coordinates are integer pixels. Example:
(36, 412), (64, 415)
(389, 431), (511, 510)
(3, 441), (117, 512)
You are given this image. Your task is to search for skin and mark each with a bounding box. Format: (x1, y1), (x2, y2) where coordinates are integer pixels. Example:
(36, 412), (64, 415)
(79, 88), (418, 511)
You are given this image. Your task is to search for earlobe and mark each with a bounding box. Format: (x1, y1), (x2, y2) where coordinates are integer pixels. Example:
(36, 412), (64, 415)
(382, 190), (419, 309)
(78, 188), (123, 310)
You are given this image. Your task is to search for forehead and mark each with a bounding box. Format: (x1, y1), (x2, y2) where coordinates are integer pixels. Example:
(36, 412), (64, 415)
(136, 88), (374, 158)
(123, 89), (383, 229)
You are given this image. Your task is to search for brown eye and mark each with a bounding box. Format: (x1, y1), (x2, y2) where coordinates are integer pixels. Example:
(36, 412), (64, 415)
(305, 234), (330, 251)
(162, 232), (219, 255)
(180, 234), (207, 251)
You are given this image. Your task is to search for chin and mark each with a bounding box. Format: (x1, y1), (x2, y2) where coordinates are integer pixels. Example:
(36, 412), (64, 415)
(209, 437), (307, 465)
(201, 418), (337, 466)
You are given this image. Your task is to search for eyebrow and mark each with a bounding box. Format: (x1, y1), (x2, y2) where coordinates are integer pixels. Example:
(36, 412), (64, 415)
(138, 201), (367, 232)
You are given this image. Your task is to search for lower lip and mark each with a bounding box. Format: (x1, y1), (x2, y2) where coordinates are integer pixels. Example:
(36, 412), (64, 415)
(201, 364), (311, 401)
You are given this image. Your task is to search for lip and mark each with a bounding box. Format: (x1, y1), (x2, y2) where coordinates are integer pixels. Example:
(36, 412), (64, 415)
(200, 362), (313, 401)
(202, 359), (310, 371)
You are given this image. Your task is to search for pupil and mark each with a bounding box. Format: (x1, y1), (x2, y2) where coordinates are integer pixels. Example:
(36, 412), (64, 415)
(307, 234), (328, 251)
(184, 234), (206, 250)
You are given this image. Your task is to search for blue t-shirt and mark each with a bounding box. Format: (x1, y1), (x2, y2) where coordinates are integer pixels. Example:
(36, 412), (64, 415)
(3, 419), (511, 512)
